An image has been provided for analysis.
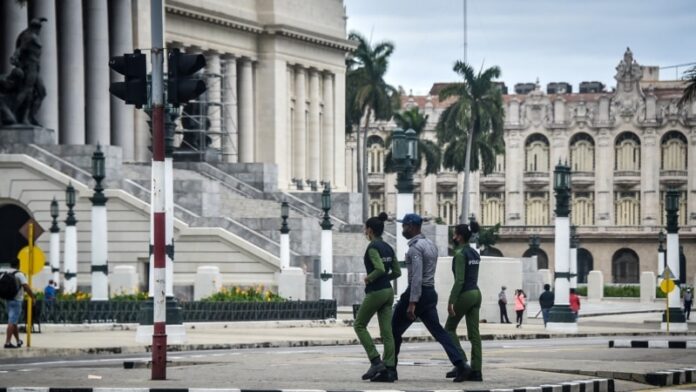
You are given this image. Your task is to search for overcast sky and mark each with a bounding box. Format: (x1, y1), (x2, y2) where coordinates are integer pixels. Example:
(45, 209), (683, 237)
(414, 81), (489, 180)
(345, 0), (696, 95)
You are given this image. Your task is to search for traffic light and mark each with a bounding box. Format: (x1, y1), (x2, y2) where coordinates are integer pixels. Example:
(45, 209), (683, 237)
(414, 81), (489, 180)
(167, 48), (207, 106)
(109, 49), (147, 108)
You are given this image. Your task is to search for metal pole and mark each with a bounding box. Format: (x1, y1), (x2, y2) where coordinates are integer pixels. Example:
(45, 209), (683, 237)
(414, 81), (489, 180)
(150, 0), (167, 380)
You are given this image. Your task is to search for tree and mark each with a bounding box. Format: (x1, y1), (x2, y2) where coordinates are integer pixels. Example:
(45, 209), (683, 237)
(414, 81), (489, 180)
(383, 107), (441, 176)
(347, 31), (398, 222)
(478, 223), (501, 255)
(678, 65), (696, 108)
(436, 61), (505, 224)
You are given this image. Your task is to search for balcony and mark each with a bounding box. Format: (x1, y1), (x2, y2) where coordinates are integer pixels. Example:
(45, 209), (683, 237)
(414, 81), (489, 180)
(436, 171), (458, 186)
(523, 171), (550, 188)
(571, 171), (594, 187)
(613, 170), (641, 187)
(367, 172), (385, 184)
(480, 172), (505, 188)
(660, 170), (688, 186)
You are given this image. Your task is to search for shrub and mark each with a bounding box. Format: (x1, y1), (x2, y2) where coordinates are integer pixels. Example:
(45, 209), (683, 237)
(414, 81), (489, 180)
(111, 291), (149, 301)
(201, 285), (284, 302)
(57, 291), (91, 301)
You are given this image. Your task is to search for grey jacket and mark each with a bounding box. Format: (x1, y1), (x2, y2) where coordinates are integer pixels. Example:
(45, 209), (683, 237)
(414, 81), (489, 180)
(405, 233), (438, 303)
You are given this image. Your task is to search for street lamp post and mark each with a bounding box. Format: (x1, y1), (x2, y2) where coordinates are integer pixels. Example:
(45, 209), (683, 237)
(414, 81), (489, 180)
(280, 201), (290, 270)
(547, 161), (577, 332)
(662, 189), (687, 331)
(393, 128), (417, 296)
(49, 197), (61, 288)
(90, 144), (109, 301)
(320, 183), (334, 300)
(657, 230), (666, 288)
(275, 200), (306, 300)
(570, 225), (579, 289)
(469, 214), (479, 254)
(64, 182), (78, 294)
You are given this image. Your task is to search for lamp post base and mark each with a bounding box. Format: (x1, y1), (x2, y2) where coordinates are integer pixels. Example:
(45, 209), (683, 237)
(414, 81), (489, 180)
(546, 304), (578, 333)
(135, 297), (187, 344)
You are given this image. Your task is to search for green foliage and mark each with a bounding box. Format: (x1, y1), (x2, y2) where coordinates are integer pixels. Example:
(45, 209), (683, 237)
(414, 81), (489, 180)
(576, 285), (667, 298)
(383, 108), (442, 175)
(478, 224), (501, 250)
(111, 291), (150, 301)
(678, 65), (696, 107)
(575, 286), (587, 296)
(57, 291), (92, 301)
(201, 285), (285, 302)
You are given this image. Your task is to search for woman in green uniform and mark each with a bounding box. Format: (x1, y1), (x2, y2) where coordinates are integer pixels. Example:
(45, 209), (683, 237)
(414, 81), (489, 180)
(444, 222), (482, 382)
(353, 212), (401, 382)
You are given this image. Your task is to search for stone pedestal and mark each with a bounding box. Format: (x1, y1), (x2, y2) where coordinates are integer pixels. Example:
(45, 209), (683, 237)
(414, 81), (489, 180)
(587, 270), (604, 302)
(0, 126), (56, 145)
(640, 271), (656, 303)
(194, 266), (223, 300)
(110, 265), (139, 296)
(276, 267), (306, 300)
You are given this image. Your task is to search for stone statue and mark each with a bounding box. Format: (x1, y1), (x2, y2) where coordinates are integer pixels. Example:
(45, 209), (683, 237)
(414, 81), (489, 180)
(0, 18), (47, 126)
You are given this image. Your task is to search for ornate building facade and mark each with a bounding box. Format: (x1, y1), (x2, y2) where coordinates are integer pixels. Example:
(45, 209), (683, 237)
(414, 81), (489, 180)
(351, 49), (696, 284)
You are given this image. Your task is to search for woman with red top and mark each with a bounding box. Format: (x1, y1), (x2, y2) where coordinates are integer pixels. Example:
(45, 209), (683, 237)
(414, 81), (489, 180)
(514, 289), (526, 328)
(569, 288), (581, 321)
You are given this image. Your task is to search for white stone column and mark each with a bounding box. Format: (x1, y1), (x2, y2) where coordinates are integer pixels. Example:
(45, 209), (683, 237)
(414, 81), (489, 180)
(663, 232), (687, 331)
(308, 69), (321, 184)
(293, 66), (307, 184)
(30, 0), (59, 136)
(641, 129), (659, 225)
(49, 220), (61, 288)
(320, 229), (333, 300)
(90, 204), (109, 300)
(238, 58), (254, 162)
(64, 192), (78, 294)
(85, 0), (111, 145)
(58, 0), (85, 144)
(333, 69), (346, 191)
(0, 1), (26, 74)
(546, 215), (577, 332)
(595, 129), (613, 225)
(569, 246), (578, 289)
(222, 56), (238, 163)
(322, 72), (335, 184)
(109, 0), (135, 161)
(206, 51), (222, 150)
(657, 246), (665, 287)
(395, 192), (414, 296)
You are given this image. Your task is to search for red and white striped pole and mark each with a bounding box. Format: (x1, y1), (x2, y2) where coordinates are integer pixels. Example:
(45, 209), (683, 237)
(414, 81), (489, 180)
(150, 0), (167, 380)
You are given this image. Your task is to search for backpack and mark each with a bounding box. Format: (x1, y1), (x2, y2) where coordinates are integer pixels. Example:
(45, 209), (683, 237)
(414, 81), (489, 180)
(0, 270), (20, 300)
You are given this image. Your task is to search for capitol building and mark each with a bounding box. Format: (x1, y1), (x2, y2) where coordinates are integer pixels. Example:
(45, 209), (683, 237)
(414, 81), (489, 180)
(354, 49), (696, 285)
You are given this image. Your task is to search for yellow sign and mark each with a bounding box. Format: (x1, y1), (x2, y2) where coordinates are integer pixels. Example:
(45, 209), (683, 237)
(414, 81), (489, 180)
(660, 278), (676, 294)
(17, 245), (46, 277)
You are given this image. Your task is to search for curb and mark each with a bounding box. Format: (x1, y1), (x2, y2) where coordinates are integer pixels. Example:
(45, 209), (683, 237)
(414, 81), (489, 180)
(524, 366), (696, 388)
(0, 379), (615, 392)
(608, 339), (696, 349)
(645, 368), (696, 386)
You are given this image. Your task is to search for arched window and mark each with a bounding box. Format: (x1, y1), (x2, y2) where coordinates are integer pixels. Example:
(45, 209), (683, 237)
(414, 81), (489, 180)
(615, 191), (640, 226)
(660, 191), (688, 227)
(0, 204), (31, 264)
(482, 246), (504, 257)
(523, 247), (549, 270)
(481, 192), (505, 226)
(525, 192), (549, 226)
(525, 134), (550, 172)
(369, 192), (384, 218)
(438, 192), (458, 226)
(661, 131), (687, 171)
(570, 132), (595, 172)
(577, 248), (594, 284)
(612, 248), (640, 283)
(572, 192), (594, 226)
(367, 136), (385, 174)
(614, 132), (641, 171)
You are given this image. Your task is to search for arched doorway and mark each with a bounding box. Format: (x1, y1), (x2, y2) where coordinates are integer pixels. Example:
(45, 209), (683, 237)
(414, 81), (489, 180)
(612, 248), (640, 283)
(482, 246), (503, 257)
(0, 203), (31, 265)
(577, 248), (594, 284)
(523, 248), (549, 270)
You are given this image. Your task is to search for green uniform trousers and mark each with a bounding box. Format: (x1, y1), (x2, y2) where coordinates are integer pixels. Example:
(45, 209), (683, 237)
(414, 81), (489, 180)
(444, 288), (482, 371)
(353, 287), (395, 367)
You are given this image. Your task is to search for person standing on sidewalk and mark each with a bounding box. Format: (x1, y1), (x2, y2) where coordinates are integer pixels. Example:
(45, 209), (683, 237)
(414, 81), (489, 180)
(514, 289), (526, 328)
(538, 284), (554, 326)
(1, 258), (36, 349)
(444, 222), (483, 382)
(684, 289), (693, 320)
(353, 213), (401, 383)
(569, 288), (581, 321)
(392, 213), (471, 383)
(498, 286), (511, 323)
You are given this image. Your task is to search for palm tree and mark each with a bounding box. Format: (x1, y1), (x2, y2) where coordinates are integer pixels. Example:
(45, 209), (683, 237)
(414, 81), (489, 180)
(678, 65), (696, 107)
(347, 31), (398, 222)
(437, 61), (505, 224)
(383, 107), (441, 176)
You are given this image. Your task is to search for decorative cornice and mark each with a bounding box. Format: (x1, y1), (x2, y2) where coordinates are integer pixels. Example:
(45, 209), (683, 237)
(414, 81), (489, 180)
(166, 4), (264, 34)
(264, 24), (357, 52)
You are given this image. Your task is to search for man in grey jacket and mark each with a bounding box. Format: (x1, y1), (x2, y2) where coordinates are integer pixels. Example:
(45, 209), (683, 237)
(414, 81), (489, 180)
(391, 213), (472, 382)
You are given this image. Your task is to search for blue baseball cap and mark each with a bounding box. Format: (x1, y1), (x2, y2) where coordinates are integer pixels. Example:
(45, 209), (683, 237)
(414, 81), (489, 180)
(397, 213), (423, 226)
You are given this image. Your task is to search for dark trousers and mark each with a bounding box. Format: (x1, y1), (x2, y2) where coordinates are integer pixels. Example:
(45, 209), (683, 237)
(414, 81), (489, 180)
(516, 310), (524, 326)
(392, 286), (464, 368)
(685, 301), (692, 320)
(499, 301), (510, 323)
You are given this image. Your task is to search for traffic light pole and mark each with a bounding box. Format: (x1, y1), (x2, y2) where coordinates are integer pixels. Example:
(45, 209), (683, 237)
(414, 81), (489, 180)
(150, 0), (167, 381)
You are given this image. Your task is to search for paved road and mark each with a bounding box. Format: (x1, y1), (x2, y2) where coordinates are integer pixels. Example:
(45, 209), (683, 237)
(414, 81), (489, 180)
(2, 335), (695, 390)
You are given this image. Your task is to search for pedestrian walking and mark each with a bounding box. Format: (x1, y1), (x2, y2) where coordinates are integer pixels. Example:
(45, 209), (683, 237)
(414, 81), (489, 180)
(444, 222), (483, 382)
(569, 288), (581, 321)
(683, 288), (692, 320)
(0, 258), (36, 349)
(498, 286), (511, 323)
(392, 213), (471, 382)
(538, 284), (554, 326)
(514, 289), (526, 328)
(353, 213), (401, 383)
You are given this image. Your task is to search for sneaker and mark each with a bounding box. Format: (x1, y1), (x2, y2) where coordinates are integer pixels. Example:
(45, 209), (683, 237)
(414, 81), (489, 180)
(4, 343), (17, 349)
(445, 366), (458, 378)
(370, 368), (396, 383)
(16, 339), (23, 348)
(452, 363), (473, 383)
(362, 358), (386, 380)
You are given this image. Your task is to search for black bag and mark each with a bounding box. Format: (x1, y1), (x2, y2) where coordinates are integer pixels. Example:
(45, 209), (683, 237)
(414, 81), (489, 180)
(0, 270), (20, 300)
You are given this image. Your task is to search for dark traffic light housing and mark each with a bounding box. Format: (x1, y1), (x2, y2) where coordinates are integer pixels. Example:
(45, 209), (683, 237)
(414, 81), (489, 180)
(109, 49), (147, 108)
(167, 48), (207, 106)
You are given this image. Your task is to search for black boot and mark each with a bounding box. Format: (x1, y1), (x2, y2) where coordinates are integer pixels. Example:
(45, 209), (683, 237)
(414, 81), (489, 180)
(452, 362), (473, 383)
(445, 366), (458, 378)
(362, 356), (386, 380)
(371, 366), (397, 383)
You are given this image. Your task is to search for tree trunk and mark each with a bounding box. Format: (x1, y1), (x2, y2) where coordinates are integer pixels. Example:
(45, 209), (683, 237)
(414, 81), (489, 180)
(356, 124), (362, 194)
(460, 124), (474, 224)
(362, 107), (372, 223)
